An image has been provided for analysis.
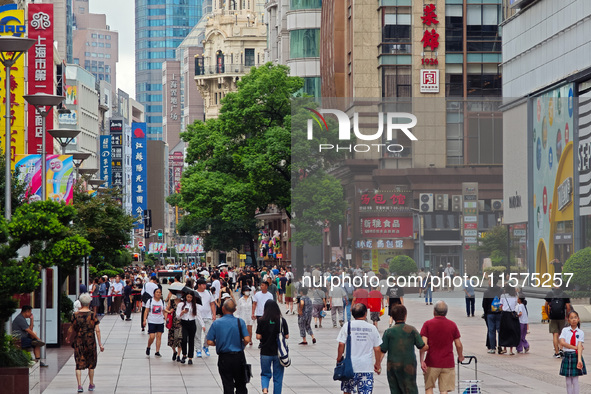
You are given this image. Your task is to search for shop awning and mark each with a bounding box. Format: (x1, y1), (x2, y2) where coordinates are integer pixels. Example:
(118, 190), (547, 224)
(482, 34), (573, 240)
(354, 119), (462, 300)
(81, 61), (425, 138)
(424, 240), (463, 246)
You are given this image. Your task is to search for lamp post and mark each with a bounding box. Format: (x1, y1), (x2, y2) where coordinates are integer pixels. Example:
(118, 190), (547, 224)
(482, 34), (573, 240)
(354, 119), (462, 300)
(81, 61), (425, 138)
(48, 128), (80, 154)
(23, 93), (64, 364)
(0, 36), (36, 341)
(410, 208), (424, 270)
(71, 152), (91, 180)
(88, 179), (104, 190)
(78, 168), (98, 178)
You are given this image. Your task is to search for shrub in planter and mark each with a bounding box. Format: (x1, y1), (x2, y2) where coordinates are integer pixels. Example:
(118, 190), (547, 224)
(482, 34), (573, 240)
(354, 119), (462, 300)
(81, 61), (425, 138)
(0, 334), (32, 368)
(388, 255), (418, 276)
(563, 248), (591, 291)
(484, 266), (506, 276)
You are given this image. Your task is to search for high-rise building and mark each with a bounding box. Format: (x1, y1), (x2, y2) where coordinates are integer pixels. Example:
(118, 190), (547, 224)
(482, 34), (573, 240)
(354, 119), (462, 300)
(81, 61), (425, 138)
(135, 0), (203, 140)
(72, 0), (119, 93)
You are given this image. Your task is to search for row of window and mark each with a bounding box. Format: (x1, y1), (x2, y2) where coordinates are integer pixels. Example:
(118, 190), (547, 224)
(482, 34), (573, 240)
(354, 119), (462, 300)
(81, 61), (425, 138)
(137, 62), (163, 71)
(86, 42), (112, 48)
(137, 83), (162, 92)
(137, 27), (191, 39)
(290, 0), (322, 10)
(84, 52), (112, 59)
(138, 39), (183, 49)
(137, 93), (163, 102)
(145, 105), (163, 113)
(93, 73), (111, 83)
(289, 29), (320, 59)
(137, 17), (195, 28)
(138, 49), (176, 60)
(90, 33), (111, 40)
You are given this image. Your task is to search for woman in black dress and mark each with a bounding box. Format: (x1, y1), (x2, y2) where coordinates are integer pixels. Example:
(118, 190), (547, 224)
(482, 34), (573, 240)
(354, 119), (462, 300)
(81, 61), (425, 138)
(72, 293), (104, 392)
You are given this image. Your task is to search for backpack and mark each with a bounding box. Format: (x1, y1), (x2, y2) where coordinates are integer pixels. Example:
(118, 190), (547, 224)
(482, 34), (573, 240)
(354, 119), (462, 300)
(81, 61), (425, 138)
(277, 318), (291, 367)
(490, 296), (501, 313)
(549, 297), (566, 320)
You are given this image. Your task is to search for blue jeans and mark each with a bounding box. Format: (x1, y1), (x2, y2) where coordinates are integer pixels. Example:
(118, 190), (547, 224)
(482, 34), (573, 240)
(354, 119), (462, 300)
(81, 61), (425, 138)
(487, 313), (501, 349)
(260, 355), (284, 394)
(345, 303), (351, 321)
(424, 287), (432, 304)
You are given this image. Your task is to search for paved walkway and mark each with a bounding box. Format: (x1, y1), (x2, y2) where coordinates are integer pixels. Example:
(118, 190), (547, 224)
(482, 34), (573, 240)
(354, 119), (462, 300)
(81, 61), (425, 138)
(43, 290), (591, 393)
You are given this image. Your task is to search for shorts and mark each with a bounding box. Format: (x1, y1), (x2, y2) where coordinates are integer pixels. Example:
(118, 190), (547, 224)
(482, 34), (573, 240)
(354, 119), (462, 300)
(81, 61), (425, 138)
(549, 319), (566, 334)
(424, 367), (455, 392)
(285, 297), (293, 303)
(148, 323), (164, 334)
(370, 311), (380, 322)
(21, 337), (32, 349)
(279, 289), (286, 295)
(341, 372), (374, 394)
(312, 304), (324, 318)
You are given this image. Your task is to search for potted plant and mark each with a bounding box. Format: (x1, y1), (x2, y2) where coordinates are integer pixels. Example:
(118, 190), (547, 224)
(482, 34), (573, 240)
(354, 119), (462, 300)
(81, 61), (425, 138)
(0, 333), (36, 394)
(60, 293), (74, 345)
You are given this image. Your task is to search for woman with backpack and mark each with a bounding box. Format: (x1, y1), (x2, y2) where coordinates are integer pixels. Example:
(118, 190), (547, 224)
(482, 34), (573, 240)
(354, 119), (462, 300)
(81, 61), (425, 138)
(256, 300), (289, 394)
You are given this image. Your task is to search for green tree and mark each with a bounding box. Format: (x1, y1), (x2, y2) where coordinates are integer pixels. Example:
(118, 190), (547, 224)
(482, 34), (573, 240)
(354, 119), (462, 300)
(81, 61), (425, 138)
(388, 255), (418, 276)
(477, 225), (510, 267)
(563, 248), (591, 290)
(0, 154), (29, 218)
(73, 187), (135, 275)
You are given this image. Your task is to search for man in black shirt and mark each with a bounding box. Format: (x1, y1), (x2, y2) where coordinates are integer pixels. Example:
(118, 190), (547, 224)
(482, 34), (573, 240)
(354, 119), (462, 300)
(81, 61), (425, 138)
(544, 285), (571, 358)
(482, 280), (503, 354)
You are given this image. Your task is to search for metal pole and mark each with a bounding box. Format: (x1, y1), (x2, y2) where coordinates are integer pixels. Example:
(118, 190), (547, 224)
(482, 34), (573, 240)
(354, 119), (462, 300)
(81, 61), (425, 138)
(75, 267), (80, 299)
(40, 110), (47, 362)
(4, 60), (11, 221)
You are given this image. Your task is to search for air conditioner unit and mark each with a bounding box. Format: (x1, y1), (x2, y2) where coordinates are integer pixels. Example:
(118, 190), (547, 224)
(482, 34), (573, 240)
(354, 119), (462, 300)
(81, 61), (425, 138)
(420, 193), (434, 212)
(478, 200), (486, 212)
(492, 199), (503, 212)
(435, 194), (449, 211)
(452, 195), (462, 212)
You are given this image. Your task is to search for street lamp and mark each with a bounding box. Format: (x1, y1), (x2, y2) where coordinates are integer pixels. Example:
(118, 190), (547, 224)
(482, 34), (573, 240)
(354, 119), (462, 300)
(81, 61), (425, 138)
(23, 93), (64, 365)
(78, 168), (98, 177)
(48, 128), (80, 154)
(71, 152), (91, 180)
(88, 179), (104, 190)
(0, 37), (35, 221)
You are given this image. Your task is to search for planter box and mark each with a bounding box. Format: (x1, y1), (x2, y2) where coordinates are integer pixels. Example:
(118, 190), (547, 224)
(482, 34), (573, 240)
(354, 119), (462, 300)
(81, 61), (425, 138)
(572, 297), (591, 305)
(0, 361), (39, 394)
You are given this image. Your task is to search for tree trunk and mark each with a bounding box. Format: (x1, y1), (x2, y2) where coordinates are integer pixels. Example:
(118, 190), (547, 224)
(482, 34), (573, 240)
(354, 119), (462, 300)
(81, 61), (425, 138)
(295, 244), (304, 280)
(249, 237), (258, 268)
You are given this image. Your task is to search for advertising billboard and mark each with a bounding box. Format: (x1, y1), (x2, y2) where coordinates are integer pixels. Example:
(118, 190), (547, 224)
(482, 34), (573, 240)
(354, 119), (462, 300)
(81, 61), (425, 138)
(131, 122), (147, 227)
(14, 154), (74, 203)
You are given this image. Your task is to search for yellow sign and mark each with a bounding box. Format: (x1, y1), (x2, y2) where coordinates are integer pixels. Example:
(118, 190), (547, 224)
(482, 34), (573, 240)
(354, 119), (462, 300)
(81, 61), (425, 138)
(372, 249), (379, 272)
(239, 254), (247, 260)
(0, 7), (26, 164)
(240, 261), (245, 267)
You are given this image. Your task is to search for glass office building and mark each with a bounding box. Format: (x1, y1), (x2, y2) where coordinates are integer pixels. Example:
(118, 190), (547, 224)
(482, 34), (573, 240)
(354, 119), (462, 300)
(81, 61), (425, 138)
(136, 0), (202, 140)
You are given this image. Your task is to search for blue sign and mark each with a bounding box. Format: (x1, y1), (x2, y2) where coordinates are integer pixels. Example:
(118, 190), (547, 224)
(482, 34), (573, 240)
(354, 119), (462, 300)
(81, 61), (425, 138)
(99, 135), (111, 187)
(131, 122), (147, 228)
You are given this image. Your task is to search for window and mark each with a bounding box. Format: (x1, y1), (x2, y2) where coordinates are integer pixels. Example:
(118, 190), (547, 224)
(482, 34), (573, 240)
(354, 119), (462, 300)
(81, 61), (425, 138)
(467, 4), (501, 51)
(290, 0), (321, 10)
(98, 53), (104, 58)
(99, 43), (104, 47)
(445, 5), (463, 52)
(106, 54), (111, 59)
(446, 104), (464, 165)
(91, 42), (97, 47)
(245, 48), (255, 67)
(91, 33), (97, 38)
(106, 35), (111, 40)
(91, 52), (97, 57)
(289, 29), (320, 59)
(446, 64), (463, 97)
(98, 34), (104, 39)
(79, 7), (85, 13)
(106, 43), (111, 48)
(73, 58), (79, 65)
(382, 7), (411, 44)
(382, 66), (411, 98)
(467, 64), (501, 97)
(85, 42), (90, 46)
(467, 114), (502, 164)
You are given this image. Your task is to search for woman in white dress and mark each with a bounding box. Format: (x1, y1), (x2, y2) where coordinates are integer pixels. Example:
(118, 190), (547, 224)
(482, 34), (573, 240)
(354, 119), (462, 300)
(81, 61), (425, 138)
(237, 286), (255, 346)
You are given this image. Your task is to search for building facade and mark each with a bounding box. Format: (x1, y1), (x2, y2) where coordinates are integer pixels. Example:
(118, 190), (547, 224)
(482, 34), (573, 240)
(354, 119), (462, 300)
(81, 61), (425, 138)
(135, 0), (203, 140)
(314, 0), (506, 274)
(194, 0), (267, 119)
(502, 0), (591, 275)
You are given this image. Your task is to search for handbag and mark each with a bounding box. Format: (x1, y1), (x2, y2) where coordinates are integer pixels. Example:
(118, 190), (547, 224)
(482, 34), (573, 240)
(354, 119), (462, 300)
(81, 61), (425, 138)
(333, 321), (355, 381)
(237, 319), (253, 384)
(277, 318), (291, 367)
(141, 285), (152, 304)
(504, 295), (520, 320)
(166, 312), (173, 330)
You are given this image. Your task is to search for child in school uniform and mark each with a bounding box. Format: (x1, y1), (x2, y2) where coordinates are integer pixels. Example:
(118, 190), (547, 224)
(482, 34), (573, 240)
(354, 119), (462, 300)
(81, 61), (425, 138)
(559, 311), (587, 394)
(516, 295), (529, 353)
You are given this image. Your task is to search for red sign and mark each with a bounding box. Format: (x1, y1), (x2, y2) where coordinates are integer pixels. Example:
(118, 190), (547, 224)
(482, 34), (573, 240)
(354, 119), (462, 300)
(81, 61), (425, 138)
(138, 241), (144, 248)
(464, 223), (477, 229)
(421, 5), (440, 53)
(27, 4), (54, 154)
(360, 217), (413, 238)
(360, 192), (409, 206)
(277, 254), (283, 259)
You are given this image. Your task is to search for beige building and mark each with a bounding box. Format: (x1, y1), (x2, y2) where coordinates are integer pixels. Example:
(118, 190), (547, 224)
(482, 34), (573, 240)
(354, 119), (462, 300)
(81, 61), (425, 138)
(194, 0), (267, 119)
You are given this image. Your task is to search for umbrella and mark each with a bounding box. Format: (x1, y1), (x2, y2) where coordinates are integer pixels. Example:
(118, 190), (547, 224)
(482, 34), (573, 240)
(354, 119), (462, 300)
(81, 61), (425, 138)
(167, 282), (185, 295)
(218, 263), (228, 268)
(181, 286), (202, 305)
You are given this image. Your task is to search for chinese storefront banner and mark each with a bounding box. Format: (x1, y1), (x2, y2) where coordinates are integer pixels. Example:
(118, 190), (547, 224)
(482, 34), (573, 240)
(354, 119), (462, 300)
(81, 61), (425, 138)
(360, 217), (413, 238)
(27, 3), (54, 154)
(169, 151), (184, 193)
(355, 239), (414, 250)
(419, 3), (440, 94)
(358, 189), (412, 212)
(110, 119), (123, 188)
(0, 4), (26, 163)
(131, 122), (147, 227)
(99, 135), (111, 187)
(14, 154), (74, 203)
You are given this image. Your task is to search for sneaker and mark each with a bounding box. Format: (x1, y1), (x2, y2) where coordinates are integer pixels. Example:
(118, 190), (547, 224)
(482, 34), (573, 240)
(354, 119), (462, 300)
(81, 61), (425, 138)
(146, 347), (150, 357)
(319, 324), (323, 328)
(525, 347), (530, 353)
(203, 348), (210, 357)
(559, 350), (565, 358)
(554, 353), (562, 358)
(177, 356), (182, 362)
(40, 362), (49, 367)
(312, 338), (317, 344)
(31, 339), (46, 347)
(180, 356), (186, 364)
(88, 384), (95, 391)
(487, 349), (495, 354)
(315, 324), (318, 328)
(155, 352), (162, 358)
(125, 318), (132, 321)
(196, 350), (202, 358)
(120, 312), (124, 320)
(286, 310), (289, 315)
(77, 385), (83, 393)
(333, 325), (337, 328)
(188, 359), (193, 365)
(173, 351), (177, 361)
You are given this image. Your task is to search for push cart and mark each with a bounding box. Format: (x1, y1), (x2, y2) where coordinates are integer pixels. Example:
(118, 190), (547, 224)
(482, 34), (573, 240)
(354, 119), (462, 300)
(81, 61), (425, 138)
(457, 356), (482, 394)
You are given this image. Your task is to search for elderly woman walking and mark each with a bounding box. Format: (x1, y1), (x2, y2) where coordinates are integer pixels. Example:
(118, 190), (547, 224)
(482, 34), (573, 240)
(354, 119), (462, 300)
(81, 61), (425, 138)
(72, 293), (104, 392)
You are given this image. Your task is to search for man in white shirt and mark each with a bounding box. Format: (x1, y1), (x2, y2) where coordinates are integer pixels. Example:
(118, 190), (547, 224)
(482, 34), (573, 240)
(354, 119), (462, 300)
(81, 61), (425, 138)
(211, 273), (221, 300)
(336, 303), (382, 394)
(195, 278), (216, 358)
(330, 285), (347, 328)
(443, 263), (455, 292)
(251, 281), (274, 323)
(141, 276), (159, 332)
(111, 275), (124, 319)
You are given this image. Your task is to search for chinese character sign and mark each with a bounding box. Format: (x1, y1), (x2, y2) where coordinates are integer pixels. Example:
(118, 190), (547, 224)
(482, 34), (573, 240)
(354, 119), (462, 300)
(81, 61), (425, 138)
(27, 3), (54, 154)
(419, 3), (440, 94)
(110, 119), (123, 188)
(0, 5), (26, 164)
(132, 122), (147, 228)
(13, 154), (74, 203)
(360, 217), (413, 238)
(99, 135), (111, 187)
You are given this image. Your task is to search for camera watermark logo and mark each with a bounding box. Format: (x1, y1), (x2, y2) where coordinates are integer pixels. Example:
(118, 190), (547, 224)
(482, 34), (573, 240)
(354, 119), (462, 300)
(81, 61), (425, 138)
(305, 108), (418, 153)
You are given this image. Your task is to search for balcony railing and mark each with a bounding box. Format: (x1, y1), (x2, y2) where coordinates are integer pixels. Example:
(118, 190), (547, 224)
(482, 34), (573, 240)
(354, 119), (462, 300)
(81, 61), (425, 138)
(195, 62), (261, 76)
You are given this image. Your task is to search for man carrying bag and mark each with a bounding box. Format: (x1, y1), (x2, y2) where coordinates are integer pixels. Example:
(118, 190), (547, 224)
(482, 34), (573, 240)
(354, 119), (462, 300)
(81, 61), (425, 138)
(207, 299), (252, 394)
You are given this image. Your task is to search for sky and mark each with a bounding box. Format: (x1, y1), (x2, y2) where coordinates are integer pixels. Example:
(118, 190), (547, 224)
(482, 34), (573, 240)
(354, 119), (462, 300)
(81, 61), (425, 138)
(90, 0), (135, 97)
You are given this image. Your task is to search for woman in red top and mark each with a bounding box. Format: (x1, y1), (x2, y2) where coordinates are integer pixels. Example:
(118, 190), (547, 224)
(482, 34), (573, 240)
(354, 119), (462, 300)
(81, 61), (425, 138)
(368, 286), (383, 328)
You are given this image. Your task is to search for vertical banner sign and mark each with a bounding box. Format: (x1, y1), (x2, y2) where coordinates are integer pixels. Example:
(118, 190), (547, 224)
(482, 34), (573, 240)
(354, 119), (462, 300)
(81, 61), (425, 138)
(99, 135), (111, 187)
(419, 2), (440, 93)
(27, 3), (54, 154)
(168, 151), (184, 193)
(131, 122), (147, 228)
(0, 4), (26, 163)
(462, 182), (479, 247)
(110, 119), (123, 188)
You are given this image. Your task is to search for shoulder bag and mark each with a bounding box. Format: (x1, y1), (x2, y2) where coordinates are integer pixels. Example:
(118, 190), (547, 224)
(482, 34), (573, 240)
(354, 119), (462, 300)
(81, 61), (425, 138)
(504, 295), (519, 320)
(277, 318), (291, 367)
(141, 284), (152, 304)
(237, 318), (253, 384)
(333, 321), (355, 381)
